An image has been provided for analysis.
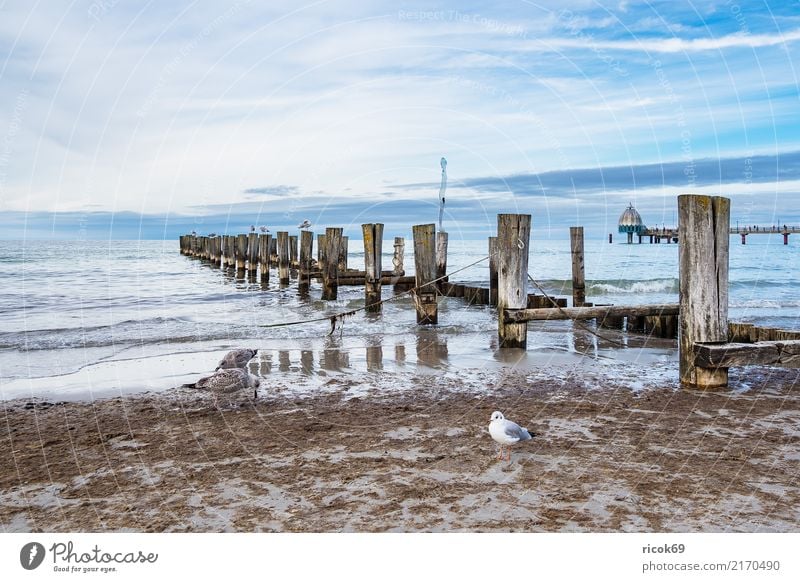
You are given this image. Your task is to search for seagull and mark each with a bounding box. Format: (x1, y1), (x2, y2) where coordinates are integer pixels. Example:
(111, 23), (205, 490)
(488, 411), (533, 461)
(215, 348), (258, 371)
(184, 368), (261, 402)
(259, 226), (269, 234)
(250, 225), (256, 233)
(298, 220), (312, 230)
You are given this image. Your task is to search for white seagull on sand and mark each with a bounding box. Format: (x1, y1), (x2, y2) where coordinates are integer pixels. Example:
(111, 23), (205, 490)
(185, 368), (261, 403)
(298, 220), (312, 230)
(488, 411), (532, 460)
(215, 348), (258, 371)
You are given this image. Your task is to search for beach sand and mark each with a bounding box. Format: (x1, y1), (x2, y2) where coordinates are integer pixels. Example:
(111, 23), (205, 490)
(1, 366), (798, 532)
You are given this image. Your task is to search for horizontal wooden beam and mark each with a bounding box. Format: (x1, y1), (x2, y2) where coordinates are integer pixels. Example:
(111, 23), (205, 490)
(693, 340), (800, 368)
(504, 303), (679, 323)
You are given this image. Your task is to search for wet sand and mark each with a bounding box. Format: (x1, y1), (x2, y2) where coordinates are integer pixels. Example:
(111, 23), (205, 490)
(1, 366), (798, 532)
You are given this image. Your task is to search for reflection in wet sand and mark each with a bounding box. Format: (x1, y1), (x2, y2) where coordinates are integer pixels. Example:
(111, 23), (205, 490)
(415, 330), (448, 370)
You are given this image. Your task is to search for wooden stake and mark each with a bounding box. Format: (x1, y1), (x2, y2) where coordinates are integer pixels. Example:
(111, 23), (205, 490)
(235, 234), (248, 272)
(678, 195), (730, 388)
(269, 236), (278, 268)
(436, 231), (448, 290)
(489, 236), (498, 307)
(392, 237), (405, 277)
(338, 236), (348, 272)
(322, 228), (342, 300)
(258, 234), (270, 280)
(570, 226), (586, 307)
(497, 214), (531, 348)
(412, 224), (437, 324)
(362, 223), (384, 313)
(277, 231), (290, 284)
(289, 235), (298, 270)
(247, 233), (258, 273)
(299, 230), (314, 293)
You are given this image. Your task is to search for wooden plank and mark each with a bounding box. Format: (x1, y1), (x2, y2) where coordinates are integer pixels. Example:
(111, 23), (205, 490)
(362, 223), (383, 313)
(694, 340), (800, 368)
(412, 224), (438, 324)
(497, 214), (531, 348)
(322, 228), (342, 300)
(679, 195), (730, 388)
(570, 226), (586, 307)
(504, 303), (679, 323)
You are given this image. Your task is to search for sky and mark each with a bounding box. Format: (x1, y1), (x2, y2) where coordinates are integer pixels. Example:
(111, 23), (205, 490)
(0, 0), (798, 239)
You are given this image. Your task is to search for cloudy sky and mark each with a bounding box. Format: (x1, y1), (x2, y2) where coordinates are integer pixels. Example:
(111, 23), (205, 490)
(1, 0), (798, 239)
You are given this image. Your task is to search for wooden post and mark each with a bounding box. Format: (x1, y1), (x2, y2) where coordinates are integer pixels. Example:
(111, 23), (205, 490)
(318, 234), (327, 275)
(497, 214), (531, 348)
(488, 236), (498, 307)
(392, 237), (405, 276)
(247, 233), (258, 273)
(299, 230), (314, 293)
(570, 226), (586, 307)
(436, 231), (448, 290)
(679, 195), (730, 388)
(608, 233), (612, 244)
(269, 236), (278, 267)
(338, 236), (348, 272)
(322, 228), (342, 300)
(289, 235), (299, 269)
(277, 231), (290, 284)
(412, 224), (437, 324)
(362, 223), (384, 313)
(227, 236), (236, 269)
(235, 234), (248, 272)
(258, 234), (270, 280)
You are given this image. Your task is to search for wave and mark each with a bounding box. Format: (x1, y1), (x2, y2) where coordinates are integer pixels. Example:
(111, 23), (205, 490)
(531, 278), (680, 294)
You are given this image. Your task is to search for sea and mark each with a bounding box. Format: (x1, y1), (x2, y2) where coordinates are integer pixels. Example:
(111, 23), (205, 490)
(0, 236), (797, 401)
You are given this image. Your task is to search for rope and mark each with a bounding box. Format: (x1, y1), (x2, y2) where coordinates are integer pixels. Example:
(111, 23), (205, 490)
(254, 253), (494, 331)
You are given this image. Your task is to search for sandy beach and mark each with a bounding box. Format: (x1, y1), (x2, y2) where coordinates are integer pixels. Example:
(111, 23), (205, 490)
(2, 365), (798, 532)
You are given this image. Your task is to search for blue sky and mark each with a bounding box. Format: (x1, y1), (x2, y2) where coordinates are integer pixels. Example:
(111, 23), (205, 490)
(0, 0), (798, 239)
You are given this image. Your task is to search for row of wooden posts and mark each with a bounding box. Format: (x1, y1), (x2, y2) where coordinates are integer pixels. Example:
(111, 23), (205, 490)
(180, 195), (799, 389)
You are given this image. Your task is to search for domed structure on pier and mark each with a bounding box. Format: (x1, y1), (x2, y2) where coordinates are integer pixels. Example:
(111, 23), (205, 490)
(618, 204), (646, 234)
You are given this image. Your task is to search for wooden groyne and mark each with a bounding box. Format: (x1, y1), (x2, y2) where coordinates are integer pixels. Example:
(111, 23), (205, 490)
(180, 196), (798, 389)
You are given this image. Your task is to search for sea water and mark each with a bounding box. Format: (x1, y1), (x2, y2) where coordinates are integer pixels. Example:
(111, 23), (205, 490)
(0, 236), (796, 401)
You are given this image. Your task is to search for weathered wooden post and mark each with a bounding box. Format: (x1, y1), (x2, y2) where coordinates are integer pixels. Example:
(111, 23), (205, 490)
(436, 231), (448, 290)
(299, 230), (314, 293)
(488, 236), (498, 307)
(235, 234), (248, 273)
(227, 235), (237, 269)
(247, 233), (258, 274)
(317, 234), (327, 276)
(338, 236), (348, 272)
(497, 214), (531, 348)
(269, 236), (278, 268)
(678, 194), (730, 388)
(362, 223), (384, 313)
(277, 231), (290, 285)
(412, 224), (437, 324)
(570, 226), (586, 307)
(392, 237), (404, 275)
(258, 234), (270, 280)
(322, 228), (342, 300)
(289, 235), (298, 270)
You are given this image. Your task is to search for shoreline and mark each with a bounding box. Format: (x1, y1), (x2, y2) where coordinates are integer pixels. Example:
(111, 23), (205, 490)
(2, 366), (798, 532)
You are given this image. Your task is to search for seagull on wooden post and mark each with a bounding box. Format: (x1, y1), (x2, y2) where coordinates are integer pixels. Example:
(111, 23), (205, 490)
(298, 220), (312, 230)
